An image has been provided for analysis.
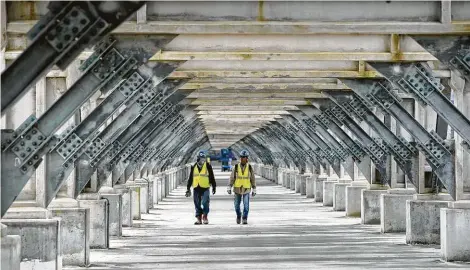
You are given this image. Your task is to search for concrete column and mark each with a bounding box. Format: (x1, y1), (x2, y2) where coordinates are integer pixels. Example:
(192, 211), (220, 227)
(77, 193), (109, 249)
(323, 175), (339, 207)
(314, 175), (327, 202)
(346, 183), (368, 217)
(306, 174), (317, 198)
(2, 219), (61, 270)
(1, 224), (21, 270)
(361, 189), (388, 224)
(290, 172), (296, 191)
(406, 194), (451, 244)
(294, 174), (301, 193)
(114, 187), (132, 227)
(300, 174), (307, 196)
(380, 189), (415, 233)
(441, 201), (470, 261)
(127, 185), (142, 220)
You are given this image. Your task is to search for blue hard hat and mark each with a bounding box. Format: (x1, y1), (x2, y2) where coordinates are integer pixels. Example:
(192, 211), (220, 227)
(198, 151), (206, 158)
(240, 149), (250, 158)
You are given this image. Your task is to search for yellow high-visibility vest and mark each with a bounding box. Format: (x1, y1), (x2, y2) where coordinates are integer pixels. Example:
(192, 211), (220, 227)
(207, 157), (211, 164)
(193, 163), (210, 188)
(234, 163), (251, 188)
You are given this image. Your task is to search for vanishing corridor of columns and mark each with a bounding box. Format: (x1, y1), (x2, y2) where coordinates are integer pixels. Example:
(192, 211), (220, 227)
(1, 1), (470, 269)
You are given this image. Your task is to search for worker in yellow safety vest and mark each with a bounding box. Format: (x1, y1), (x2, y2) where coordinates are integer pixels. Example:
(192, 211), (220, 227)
(186, 151), (216, 225)
(227, 149), (257, 225)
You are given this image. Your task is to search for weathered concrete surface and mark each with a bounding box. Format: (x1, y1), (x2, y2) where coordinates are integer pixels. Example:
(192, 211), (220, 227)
(50, 208), (90, 266)
(333, 183), (349, 211)
(361, 190), (388, 225)
(406, 200), (449, 245)
(380, 192), (414, 233)
(99, 194), (122, 236)
(441, 202), (470, 262)
(78, 199), (109, 249)
(346, 185), (367, 217)
(314, 175), (327, 202)
(2, 219), (61, 270)
(1, 224), (21, 270)
(323, 180), (337, 207)
(64, 174), (470, 269)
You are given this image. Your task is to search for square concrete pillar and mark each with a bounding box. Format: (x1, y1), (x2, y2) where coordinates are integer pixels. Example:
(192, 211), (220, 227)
(285, 173), (290, 189)
(78, 199), (109, 249)
(441, 201), (470, 262)
(2, 219), (61, 270)
(152, 177), (159, 205)
(135, 180), (150, 214)
(346, 184), (368, 217)
(323, 180), (337, 206)
(306, 174), (317, 198)
(314, 175), (327, 202)
(380, 189), (415, 233)
(295, 175), (301, 193)
(128, 186), (142, 220)
(100, 194), (122, 236)
(1, 224), (21, 270)
(406, 199), (449, 244)
(300, 175), (307, 196)
(50, 208), (90, 266)
(361, 189), (388, 224)
(290, 174), (296, 190)
(333, 182), (350, 211)
(114, 187), (132, 227)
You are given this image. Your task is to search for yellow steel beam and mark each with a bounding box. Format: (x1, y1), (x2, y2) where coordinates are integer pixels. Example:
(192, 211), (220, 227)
(197, 111), (289, 115)
(170, 70), (450, 79)
(190, 99), (311, 105)
(9, 20), (470, 35)
(180, 82), (348, 90)
(4, 50), (437, 62)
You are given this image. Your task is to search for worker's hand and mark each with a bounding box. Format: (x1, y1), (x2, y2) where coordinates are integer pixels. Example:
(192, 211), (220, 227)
(212, 188), (216, 195)
(252, 188), (257, 197)
(185, 190), (191, 197)
(226, 186), (232, 195)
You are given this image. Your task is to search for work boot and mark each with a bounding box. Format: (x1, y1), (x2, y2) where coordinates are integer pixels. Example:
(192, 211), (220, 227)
(236, 216), (241, 224)
(202, 214), (209, 224)
(194, 216), (202, 225)
(242, 218), (248, 225)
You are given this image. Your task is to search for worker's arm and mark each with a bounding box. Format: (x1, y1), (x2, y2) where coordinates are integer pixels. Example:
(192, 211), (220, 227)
(207, 163), (216, 189)
(229, 165), (236, 186)
(186, 165), (194, 191)
(249, 165), (256, 189)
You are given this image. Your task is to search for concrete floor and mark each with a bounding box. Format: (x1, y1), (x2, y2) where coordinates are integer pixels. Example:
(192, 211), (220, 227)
(66, 171), (470, 269)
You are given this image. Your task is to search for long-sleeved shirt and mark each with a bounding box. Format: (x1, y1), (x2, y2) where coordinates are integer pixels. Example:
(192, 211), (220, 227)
(186, 162), (216, 191)
(229, 163), (256, 194)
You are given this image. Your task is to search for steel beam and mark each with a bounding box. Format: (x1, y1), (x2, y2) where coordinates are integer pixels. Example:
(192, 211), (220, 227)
(1, 1), (147, 114)
(1, 35), (172, 216)
(369, 62), (470, 153)
(341, 79), (456, 198)
(325, 92), (419, 187)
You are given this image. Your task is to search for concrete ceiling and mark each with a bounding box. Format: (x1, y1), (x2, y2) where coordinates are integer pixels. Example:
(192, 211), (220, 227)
(4, 1), (469, 149)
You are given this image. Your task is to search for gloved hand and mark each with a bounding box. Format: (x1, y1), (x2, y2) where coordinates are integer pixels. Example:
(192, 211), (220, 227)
(252, 188), (257, 197)
(226, 186), (232, 195)
(185, 190), (191, 197)
(212, 188), (216, 195)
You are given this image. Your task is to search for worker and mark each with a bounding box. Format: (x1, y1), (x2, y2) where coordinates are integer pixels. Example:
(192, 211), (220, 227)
(185, 151), (216, 225)
(227, 149), (256, 225)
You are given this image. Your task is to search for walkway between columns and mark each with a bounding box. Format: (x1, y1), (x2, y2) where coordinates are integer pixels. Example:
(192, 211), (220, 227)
(66, 172), (467, 269)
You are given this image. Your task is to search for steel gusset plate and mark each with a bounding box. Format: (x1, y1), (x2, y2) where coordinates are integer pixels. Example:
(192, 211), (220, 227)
(369, 62), (470, 154)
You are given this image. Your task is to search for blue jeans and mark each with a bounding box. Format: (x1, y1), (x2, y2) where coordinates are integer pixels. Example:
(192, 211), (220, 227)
(234, 193), (250, 219)
(193, 189), (210, 217)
